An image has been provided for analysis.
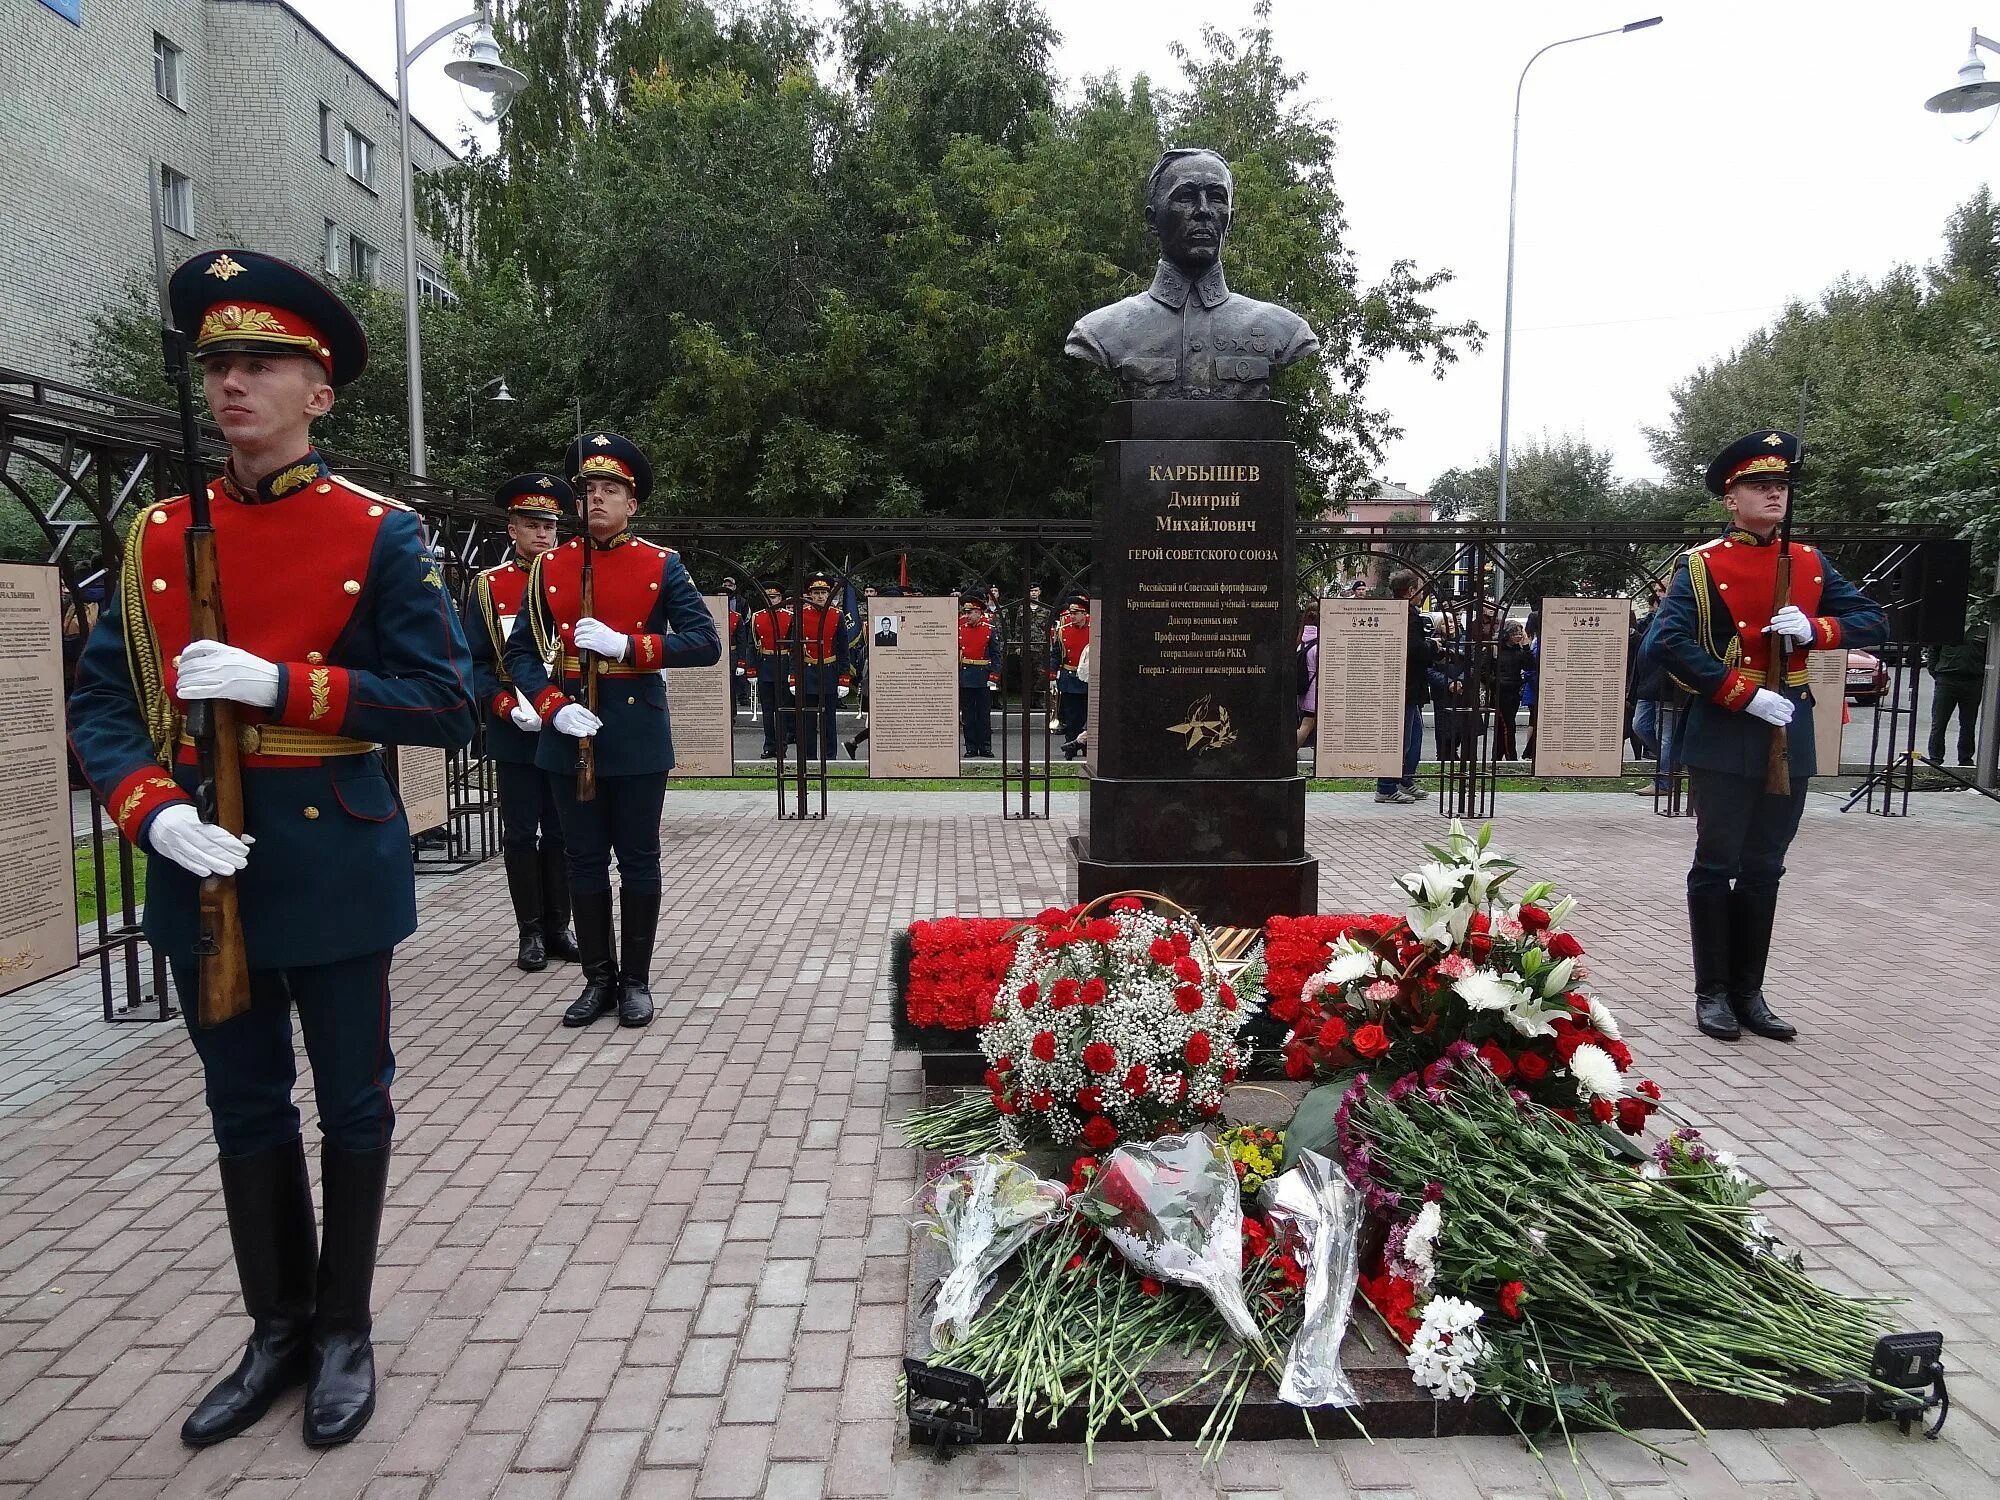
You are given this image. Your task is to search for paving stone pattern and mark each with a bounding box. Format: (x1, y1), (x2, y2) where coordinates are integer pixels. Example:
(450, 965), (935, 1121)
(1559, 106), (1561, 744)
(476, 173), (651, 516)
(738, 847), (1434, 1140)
(0, 789), (1996, 1499)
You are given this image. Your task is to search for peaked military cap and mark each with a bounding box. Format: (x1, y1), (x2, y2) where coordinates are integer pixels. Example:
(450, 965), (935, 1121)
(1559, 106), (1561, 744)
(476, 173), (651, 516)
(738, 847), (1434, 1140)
(1063, 591), (1089, 608)
(804, 573), (834, 591)
(169, 248), (368, 386)
(563, 431), (653, 502)
(495, 472), (575, 518)
(960, 589), (986, 607)
(1705, 429), (1800, 496)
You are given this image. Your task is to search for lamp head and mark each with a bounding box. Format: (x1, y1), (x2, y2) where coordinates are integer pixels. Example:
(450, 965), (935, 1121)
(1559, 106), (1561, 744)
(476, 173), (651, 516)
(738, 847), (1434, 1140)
(445, 22), (527, 122)
(492, 377), (514, 403)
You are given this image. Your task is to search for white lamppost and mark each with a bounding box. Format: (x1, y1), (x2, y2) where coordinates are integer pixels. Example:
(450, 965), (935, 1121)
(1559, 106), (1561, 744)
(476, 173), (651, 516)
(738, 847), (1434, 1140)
(1924, 27), (2000, 791)
(1495, 17), (1663, 549)
(466, 374), (513, 440)
(395, 3), (526, 477)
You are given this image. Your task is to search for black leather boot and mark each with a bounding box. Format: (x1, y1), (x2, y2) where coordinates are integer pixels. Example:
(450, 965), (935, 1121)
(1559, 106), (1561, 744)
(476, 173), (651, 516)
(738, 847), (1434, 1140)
(1689, 887), (1739, 1041)
(181, 1138), (317, 1446)
(618, 887), (661, 1028)
(540, 843), (580, 963)
(563, 887), (619, 1027)
(302, 1143), (389, 1447)
(1727, 886), (1798, 1041)
(503, 845), (545, 971)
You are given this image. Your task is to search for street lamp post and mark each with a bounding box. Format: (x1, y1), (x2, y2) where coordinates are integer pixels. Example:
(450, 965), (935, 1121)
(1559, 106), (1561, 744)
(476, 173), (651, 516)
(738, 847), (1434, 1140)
(1924, 27), (2000, 792)
(1495, 17), (1663, 557)
(466, 374), (514, 443)
(393, 2), (525, 477)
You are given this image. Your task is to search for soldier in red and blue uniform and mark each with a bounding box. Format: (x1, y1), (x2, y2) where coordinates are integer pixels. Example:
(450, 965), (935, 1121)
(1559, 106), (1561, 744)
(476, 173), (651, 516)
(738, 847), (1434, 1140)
(66, 250), (476, 1450)
(504, 433), (720, 1029)
(1646, 430), (1887, 1044)
(749, 582), (793, 759)
(789, 573), (850, 762)
(468, 475), (579, 972)
(958, 590), (1002, 757)
(1051, 591), (1090, 759)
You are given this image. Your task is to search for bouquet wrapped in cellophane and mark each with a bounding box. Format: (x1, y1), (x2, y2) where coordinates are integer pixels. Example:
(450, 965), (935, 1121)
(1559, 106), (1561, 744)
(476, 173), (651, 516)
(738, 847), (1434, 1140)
(1260, 1149), (1365, 1407)
(916, 1155), (1068, 1346)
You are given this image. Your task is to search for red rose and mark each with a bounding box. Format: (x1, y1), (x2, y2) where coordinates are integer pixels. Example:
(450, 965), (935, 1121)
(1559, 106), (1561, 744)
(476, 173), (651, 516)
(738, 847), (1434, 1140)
(1030, 1031), (1057, 1063)
(1174, 985), (1203, 1015)
(1082, 1041), (1118, 1074)
(1476, 1041), (1514, 1081)
(1466, 909), (1492, 961)
(1518, 904), (1550, 932)
(1615, 1097), (1650, 1135)
(1283, 1045), (1314, 1081)
(1081, 978), (1108, 1006)
(1075, 1086), (1104, 1113)
(1184, 1033), (1213, 1066)
(1515, 1052), (1550, 1083)
(1590, 1098), (1614, 1126)
(1123, 1064), (1150, 1094)
(1351, 1023), (1391, 1060)
(1148, 938), (1177, 964)
(1219, 982), (1238, 1011)
(1082, 1114), (1119, 1150)
(1498, 1280), (1526, 1319)
(1548, 932), (1584, 960)
(1316, 1016), (1349, 1049)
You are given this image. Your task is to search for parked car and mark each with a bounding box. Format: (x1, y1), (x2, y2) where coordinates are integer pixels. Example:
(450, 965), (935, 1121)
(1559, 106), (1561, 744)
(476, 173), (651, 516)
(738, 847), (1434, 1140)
(1846, 648), (1888, 705)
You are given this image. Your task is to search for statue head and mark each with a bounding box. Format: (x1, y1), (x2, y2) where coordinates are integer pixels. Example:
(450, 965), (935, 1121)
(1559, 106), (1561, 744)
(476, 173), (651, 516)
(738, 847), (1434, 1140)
(1144, 148), (1233, 274)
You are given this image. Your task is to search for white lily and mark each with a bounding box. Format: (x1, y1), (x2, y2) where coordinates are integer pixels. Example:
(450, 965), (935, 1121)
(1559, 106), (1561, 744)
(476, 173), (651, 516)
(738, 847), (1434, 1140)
(1405, 861), (1462, 905)
(1406, 903), (1456, 947)
(1547, 895), (1577, 928)
(1541, 957), (1575, 995)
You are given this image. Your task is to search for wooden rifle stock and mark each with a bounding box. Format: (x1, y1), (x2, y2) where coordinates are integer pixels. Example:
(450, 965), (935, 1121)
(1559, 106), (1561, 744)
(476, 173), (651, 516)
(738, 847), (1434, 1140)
(1763, 549), (1793, 796)
(185, 529), (253, 1024)
(576, 544), (597, 801)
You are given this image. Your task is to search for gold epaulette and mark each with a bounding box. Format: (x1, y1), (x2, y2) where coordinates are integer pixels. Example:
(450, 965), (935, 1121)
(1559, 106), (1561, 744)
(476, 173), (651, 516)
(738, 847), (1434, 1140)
(327, 474), (412, 510)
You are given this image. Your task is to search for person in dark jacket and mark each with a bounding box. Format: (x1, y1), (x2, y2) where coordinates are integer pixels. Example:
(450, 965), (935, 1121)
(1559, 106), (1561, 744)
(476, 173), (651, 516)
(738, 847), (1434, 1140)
(1491, 622), (1530, 761)
(1375, 570), (1434, 804)
(1926, 630), (1986, 767)
(1628, 605), (1682, 795)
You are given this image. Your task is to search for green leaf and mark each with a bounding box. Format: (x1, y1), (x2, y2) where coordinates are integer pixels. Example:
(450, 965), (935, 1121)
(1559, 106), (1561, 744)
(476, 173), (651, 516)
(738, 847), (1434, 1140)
(1590, 1122), (1649, 1163)
(1279, 1072), (1361, 1173)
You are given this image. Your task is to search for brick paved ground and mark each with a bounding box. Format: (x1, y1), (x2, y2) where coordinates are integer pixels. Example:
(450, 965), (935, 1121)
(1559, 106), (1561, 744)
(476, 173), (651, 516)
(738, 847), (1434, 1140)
(1, 789), (1996, 1499)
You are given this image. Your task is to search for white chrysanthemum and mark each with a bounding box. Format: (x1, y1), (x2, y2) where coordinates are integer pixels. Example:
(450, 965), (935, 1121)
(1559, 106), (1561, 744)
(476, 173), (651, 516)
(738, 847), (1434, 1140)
(1567, 1042), (1623, 1101)
(1407, 1295), (1486, 1401)
(1403, 1201), (1443, 1288)
(1454, 969), (1527, 1012)
(1587, 998), (1622, 1041)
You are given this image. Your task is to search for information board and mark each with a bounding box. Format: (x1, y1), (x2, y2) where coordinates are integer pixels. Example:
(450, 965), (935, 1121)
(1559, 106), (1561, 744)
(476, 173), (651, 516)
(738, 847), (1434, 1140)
(867, 596), (960, 777)
(667, 595), (735, 777)
(1533, 599), (1631, 778)
(395, 745), (449, 835)
(0, 565), (79, 996)
(1808, 647), (1846, 779)
(1313, 598), (1410, 778)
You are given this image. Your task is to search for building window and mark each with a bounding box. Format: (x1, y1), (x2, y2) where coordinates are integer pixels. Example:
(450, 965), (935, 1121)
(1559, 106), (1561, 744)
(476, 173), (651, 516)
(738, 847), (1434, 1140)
(159, 166), (193, 235)
(343, 126), (375, 190)
(318, 103), (333, 162)
(416, 261), (457, 308)
(347, 234), (379, 285)
(153, 33), (185, 108)
(323, 220), (343, 276)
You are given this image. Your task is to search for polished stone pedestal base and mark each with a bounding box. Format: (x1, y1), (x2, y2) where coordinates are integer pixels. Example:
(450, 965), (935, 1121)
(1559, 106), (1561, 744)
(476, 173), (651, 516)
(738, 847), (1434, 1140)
(1070, 835), (1317, 928)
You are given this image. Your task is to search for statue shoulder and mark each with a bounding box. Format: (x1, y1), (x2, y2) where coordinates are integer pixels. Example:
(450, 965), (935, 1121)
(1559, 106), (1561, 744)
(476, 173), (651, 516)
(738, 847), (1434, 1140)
(1065, 291), (1158, 365)
(1229, 296), (1319, 364)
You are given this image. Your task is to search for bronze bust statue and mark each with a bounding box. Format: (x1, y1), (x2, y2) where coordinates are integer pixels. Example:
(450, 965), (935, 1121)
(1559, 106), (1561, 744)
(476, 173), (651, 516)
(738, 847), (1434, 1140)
(1065, 147), (1320, 400)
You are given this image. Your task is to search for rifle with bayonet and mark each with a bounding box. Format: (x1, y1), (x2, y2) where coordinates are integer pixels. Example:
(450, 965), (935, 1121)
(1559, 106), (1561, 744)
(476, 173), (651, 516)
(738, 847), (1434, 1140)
(150, 167), (252, 1025)
(1763, 386), (1807, 796)
(576, 489), (598, 802)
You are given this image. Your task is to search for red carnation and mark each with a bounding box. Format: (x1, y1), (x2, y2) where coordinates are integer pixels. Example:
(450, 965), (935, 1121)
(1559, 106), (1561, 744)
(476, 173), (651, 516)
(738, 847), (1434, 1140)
(1082, 1041), (1118, 1074)
(1283, 1045), (1314, 1081)
(1196, 1099), (1222, 1118)
(1548, 932), (1585, 960)
(982, 1068), (1005, 1096)
(1515, 1052), (1550, 1083)
(1082, 1115), (1119, 1150)
(1615, 1097), (1650, 1135)
(994, 1055), (1013, 1072)
(1075, 1086), (1104, 1113)
(1269, 994), (1304, 1025)
(1604, 1039), (1633, 1072)
(1081, 978), (1108, 1006)
(1050, 978), (1080, 1008)
(1241, 1216), (1271, 1262)
(975, 996), (997, 1026)
(1518, 904), (1551, 933)
(1036, 906), (1073, 927)
(1139, 1276), (1163, 1297)
(1085, 919), (1119, 943)
(1590, 1098), (1615, 1126)
(1351, 1023), (1391, 1060)
(1148, 938), (1177, 964)
(1110, 897), (1143, 913)
(1477, 1041), (1514, 1081)
(1017, 982), (1039, 1009)
(1184, 1033), (1213, 1066)
(1030, 1031), (1057, 1063)
(1067, 1156), (1099, 1193)
(1173, 956), (1203, 984)
(1123, 1064), (1149, 1094)
(1174, 985), (1203, 1015)
(1172, 932), (1192, 957)
(1219, 982), (1238, 1011)
(1027, 1088), (1054, 1112)
(1316, 1016), (1349, 1049)
(1064, 1252), (1087, 1272)
(1637, 1079), (1663, 1101)
(1498, 1280), (1526, 1319)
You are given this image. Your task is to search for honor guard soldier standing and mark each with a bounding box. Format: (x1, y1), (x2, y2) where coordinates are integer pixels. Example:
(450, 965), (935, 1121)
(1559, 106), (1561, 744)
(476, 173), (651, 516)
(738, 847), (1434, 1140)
(1647, 430), (1886, 1044)
(958, 590), (1002, 757)
(67, 250), (476, 1448)
(749, 582), (793, 759)
(504, 433), (720, 1028)
(1051, 591), (1090, 757)
(790, 573), (850, 762)
(469, 475), (580, 971)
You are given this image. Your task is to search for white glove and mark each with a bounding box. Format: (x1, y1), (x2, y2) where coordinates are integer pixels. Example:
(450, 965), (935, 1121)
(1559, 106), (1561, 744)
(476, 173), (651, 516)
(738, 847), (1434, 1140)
(177, 640), (280, 709)
(551, 703), (603, 737)
(572, 617), (628, 661)
(1745, 688), (1795, 727)
(988, 680), (999, 693)
(1763, 605), (1814, 647)
(836, 684), (850, 700)
(508, 700), (542, 733)
(734, 666), (746, 677)
(148, 802), (253, 877)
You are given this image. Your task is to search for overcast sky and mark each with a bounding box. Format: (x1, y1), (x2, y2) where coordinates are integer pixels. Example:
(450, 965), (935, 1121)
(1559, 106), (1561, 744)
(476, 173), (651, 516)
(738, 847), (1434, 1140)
(314, 0), (1996, 490)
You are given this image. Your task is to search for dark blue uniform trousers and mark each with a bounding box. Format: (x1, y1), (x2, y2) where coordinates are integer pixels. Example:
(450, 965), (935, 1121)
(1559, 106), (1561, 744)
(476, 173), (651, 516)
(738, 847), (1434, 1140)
(960, 669), (992, 755)
(1057, 689), (1087, 738)
(176, 951), (395, 1157)
(552, 771), (666, 896)
(496, 759), (565, 854)
(1687, 769), (1809, 897)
